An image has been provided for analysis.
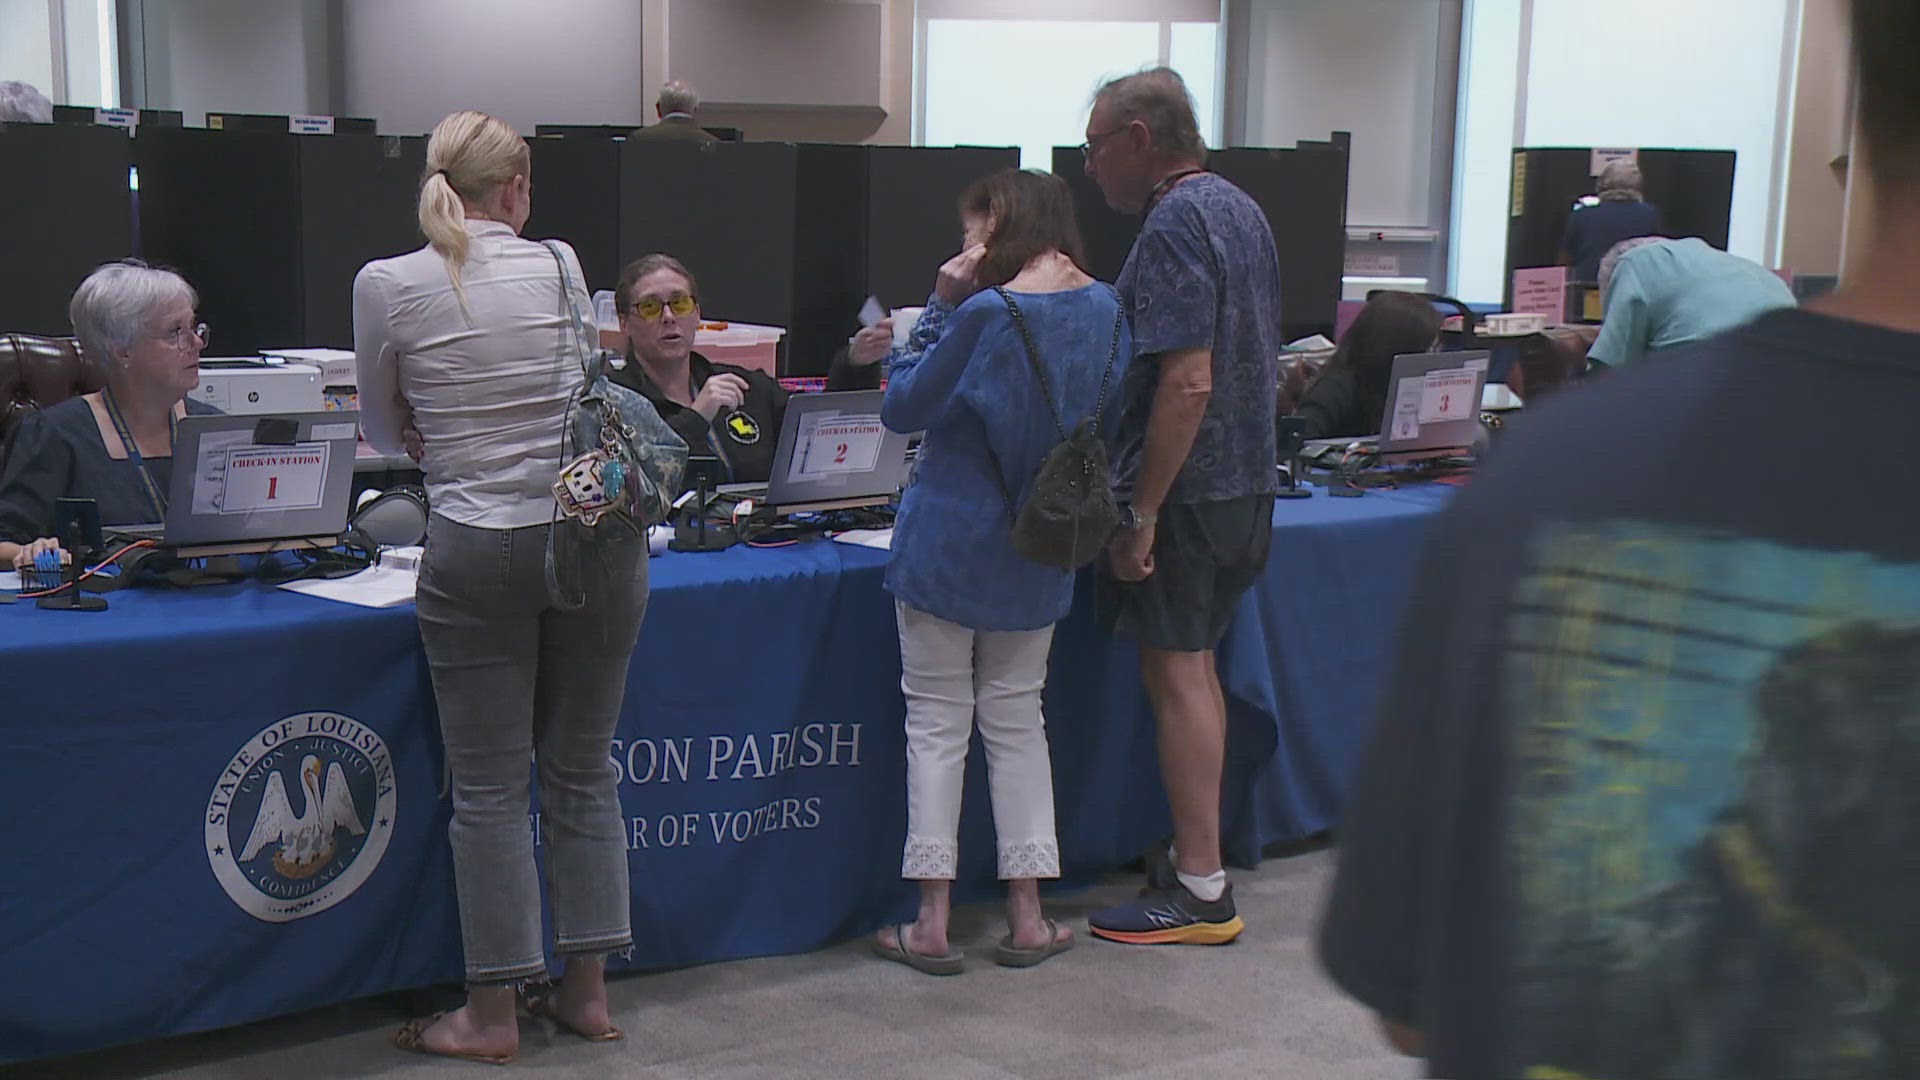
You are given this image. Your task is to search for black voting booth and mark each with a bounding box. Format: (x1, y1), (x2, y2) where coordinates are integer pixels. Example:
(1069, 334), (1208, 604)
(1506, 147), (1737, 302)
(1053, 133), (1352, 344)
(616, 141), (867, 376)
(135, 129), (426, 354)
(0, 124), (134, 336)
(864, 146), (1021, 310)
(530, 138), (1015, 375)
(525, 136), (624, 293)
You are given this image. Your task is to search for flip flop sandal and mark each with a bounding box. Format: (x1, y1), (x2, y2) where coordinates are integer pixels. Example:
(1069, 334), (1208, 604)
(520, 984), (624, 1043)
(871, 923), (965, 975)
(392, 1011), (518, 1066)
(993, 919), (1075, 968)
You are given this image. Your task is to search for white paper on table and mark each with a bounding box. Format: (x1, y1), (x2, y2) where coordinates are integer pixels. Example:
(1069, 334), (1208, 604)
(0, 570), (18, 591)
(190, 430), (253, 514)
(1389, 380), (1423, 442)
(786, 412), (885, 483)
(831, 528), (894, 550)
(278, 564), (417, 608)
(1417, 370), (1479, 423)
(217, 442), (329, 514)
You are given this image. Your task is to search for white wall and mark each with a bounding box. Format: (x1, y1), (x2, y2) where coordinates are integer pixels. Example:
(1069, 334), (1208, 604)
(1449, 0), (1527, 303)
(341, 0), (646, 135)
(1450, 0), (1795, 303)
(1240, 0), (1452, 229)
(1522, 0), (1791, 263)
(0, 0), (55, 101)
(58, 0), (117, 108)
(140, 0), (325, 123)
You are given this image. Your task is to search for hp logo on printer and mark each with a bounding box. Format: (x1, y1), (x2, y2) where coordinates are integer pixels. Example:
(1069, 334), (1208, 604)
(205, 712), (396, 922)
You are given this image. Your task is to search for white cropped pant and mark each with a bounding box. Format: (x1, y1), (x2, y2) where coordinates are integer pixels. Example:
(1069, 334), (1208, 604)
(896, 601), (1061, 881)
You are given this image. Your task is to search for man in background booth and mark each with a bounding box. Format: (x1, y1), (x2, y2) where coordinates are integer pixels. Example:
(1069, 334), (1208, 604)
(629, 80), (718, 143)
(0, 80), (53, 126)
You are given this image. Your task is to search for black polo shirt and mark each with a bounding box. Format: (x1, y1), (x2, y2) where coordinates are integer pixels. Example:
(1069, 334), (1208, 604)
(609, 351), (788, 484)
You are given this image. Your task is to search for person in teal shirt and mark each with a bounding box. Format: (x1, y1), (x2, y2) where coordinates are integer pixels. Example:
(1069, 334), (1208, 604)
(1588, 237), (1797, 367)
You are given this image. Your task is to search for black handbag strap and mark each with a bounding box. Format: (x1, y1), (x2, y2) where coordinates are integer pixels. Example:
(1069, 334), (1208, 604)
(983, 285), (1124, 521)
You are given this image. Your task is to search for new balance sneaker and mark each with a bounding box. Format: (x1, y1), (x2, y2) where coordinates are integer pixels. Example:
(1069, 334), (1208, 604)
(1088, 881), (1244, 945)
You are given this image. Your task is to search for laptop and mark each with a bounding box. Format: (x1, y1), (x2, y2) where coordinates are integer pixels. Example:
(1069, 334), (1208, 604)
(716, 390), (913, 515)
(1303, 350), (1490, 463)
(110, 411), (360, 556)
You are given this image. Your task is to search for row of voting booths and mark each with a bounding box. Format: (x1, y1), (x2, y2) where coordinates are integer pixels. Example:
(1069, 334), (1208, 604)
(2, 117), (1353, 374)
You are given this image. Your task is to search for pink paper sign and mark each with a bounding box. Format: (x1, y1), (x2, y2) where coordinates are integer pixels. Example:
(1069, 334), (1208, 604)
(1512, 266), (1569, 324)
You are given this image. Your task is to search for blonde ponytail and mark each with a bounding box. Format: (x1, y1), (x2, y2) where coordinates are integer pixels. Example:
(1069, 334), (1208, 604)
(419, 110), (530, 301)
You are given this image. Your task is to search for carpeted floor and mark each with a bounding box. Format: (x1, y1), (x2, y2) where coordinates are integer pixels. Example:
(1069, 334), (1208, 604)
(18, 845), (1418, 1079)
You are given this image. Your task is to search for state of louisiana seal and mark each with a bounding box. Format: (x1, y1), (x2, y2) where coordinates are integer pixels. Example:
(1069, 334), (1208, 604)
(205, 712), (397, 922)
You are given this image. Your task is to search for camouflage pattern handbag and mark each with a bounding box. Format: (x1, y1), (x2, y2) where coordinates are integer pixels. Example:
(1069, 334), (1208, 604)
(542, 240), (686, 530)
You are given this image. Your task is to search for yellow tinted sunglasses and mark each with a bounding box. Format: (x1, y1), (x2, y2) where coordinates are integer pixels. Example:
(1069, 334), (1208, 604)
(631, 293), (697, 321)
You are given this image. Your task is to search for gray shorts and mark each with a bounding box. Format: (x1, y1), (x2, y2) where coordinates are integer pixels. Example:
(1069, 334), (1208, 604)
(1101, 494), (1275, 652)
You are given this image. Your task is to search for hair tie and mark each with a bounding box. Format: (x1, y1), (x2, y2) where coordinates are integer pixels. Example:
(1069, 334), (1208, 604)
(435, 168), (451, 182)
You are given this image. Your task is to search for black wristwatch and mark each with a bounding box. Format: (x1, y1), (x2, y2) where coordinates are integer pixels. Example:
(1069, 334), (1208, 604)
(1118, 504), (1157, 530)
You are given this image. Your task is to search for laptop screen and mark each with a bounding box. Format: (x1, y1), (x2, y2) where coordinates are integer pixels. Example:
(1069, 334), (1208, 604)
(1375, 350), (1491, 455)
(762, 390), (912, 509)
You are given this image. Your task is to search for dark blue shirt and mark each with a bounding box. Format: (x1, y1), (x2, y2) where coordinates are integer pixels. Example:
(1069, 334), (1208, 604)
(0, 395), (222, 539)
(1562, 197), (1664, 282)
(1112, 173), (1282, 505)
(881, 284), (1129, 630)
(1318, 308), (1920, 1078)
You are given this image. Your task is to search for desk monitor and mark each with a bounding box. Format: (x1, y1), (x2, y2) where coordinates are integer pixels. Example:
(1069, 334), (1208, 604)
(718, 391), (911, 514)
(112, 412), (359, 553)
(1375, 350), (1490, 458)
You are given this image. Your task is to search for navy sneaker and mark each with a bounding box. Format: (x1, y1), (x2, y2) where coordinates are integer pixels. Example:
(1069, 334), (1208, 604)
(1089, 880), (1243, 945)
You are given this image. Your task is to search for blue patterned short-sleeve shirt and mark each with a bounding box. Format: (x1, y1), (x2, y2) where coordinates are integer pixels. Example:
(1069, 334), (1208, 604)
(1111, 172), (1283, 504)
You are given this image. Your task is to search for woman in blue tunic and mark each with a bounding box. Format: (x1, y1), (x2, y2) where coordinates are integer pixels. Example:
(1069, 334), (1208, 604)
(874, 169), (1130, 974)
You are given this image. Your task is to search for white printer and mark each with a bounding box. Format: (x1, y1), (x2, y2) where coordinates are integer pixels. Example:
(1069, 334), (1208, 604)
(192, 358), (324, 415)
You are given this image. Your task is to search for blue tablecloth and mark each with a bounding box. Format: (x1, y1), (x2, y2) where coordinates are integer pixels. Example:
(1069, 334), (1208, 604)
(0, 483), (1449, 1062)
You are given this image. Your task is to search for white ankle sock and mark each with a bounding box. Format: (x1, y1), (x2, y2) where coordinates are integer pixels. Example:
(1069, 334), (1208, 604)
(1176, 867), (1227, 902)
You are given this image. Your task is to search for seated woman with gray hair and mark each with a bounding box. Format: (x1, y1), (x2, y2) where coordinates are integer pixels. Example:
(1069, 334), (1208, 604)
(1561, 160), (1664, 283)
(0, 259), (217, 568)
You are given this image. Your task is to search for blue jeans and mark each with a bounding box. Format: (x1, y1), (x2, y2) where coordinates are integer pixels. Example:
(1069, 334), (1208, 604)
(416, 513), (648, 984)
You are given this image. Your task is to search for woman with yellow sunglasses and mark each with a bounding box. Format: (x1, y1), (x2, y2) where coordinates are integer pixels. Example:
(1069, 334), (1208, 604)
(607, 253), (790, 484)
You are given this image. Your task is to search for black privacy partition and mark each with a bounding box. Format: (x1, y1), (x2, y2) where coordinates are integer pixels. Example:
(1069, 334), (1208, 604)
(1505, 147), (1737, 299)
(526, 136), (623, 293)
(0, 124), (134, 335)
(136, 129), (425, 353)
(617, 141), (865, 376)
(864, 145), (1020, 310)
(1054, 132), (1351, 344)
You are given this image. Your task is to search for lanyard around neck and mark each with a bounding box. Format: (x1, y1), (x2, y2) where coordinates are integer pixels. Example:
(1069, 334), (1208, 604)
(102, 389), (175, 520)
(1144, 168), (1207, 218)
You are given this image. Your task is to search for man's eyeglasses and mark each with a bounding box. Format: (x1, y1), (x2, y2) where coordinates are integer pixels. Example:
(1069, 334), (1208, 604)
(1079, 125), (1128, 156)
(155, 323), (209, 350)
(630, 294), (696, 321)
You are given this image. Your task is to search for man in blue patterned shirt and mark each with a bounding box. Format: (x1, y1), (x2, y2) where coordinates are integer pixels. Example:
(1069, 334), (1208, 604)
(1082, 67), (1284, 946)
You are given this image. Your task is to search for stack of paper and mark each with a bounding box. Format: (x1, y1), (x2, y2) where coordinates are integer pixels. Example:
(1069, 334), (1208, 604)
(832, 528), (894, 551)
(279, 564), (417, 608)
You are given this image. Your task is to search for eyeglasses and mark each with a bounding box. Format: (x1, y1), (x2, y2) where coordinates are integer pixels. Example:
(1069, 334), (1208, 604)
(154, 322), (209, 350)
(1079, 125), (1129, 156)
(630, 294), (696, 321)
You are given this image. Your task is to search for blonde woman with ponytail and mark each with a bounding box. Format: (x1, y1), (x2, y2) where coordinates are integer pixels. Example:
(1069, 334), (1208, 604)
(354, 110), (648, 1065)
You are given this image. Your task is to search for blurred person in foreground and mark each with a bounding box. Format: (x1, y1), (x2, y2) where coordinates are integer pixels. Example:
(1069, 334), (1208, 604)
(1318, 2), (1920, 1075)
